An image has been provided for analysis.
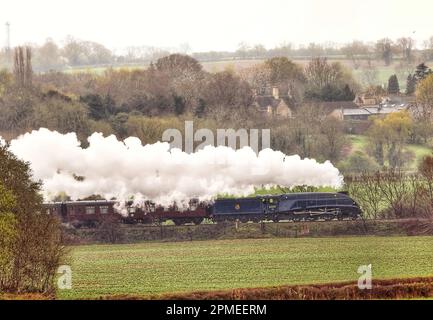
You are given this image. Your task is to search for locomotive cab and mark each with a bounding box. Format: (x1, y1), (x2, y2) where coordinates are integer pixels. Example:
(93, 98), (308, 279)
(261, 196), (280, 221)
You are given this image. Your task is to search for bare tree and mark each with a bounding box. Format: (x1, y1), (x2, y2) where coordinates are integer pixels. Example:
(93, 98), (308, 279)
(304, 57), (340, 91)
(397, 37), (415, 63)
(341, 41), (369, 69)
(375, 38), (394, 66)
(13, 46), (32, 87)
(360, 58), (378, 87)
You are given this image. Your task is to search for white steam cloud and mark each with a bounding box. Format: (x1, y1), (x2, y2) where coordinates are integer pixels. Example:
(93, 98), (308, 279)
(6, 128), (343, 205)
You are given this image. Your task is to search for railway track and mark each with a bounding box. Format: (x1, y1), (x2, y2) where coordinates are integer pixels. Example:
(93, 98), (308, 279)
(113, 217), (427, 231)
(64, 217), (431, 243)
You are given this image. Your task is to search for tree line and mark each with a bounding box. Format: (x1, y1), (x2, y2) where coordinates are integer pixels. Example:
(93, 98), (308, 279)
(2, 35), (433, 72)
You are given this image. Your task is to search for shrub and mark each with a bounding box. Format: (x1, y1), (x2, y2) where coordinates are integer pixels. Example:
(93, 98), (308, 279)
(0, 145), (65, 294)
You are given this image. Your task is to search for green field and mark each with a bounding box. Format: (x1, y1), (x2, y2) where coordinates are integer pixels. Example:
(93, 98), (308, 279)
(59, 236), (433, 299)
(348, 134), (432, 169)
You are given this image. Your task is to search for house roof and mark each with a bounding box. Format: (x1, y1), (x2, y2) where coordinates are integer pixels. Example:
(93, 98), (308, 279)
(341, 105), (406, 117)
(342, 108), (371, 116)
(255, 96), (280, 109)
(255, 96), (291, 110)
(364, 105), (406, 114)
(309, 101), (359, 113)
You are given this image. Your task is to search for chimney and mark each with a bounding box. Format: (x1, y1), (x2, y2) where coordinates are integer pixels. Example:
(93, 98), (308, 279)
(272, 87), (279, 100)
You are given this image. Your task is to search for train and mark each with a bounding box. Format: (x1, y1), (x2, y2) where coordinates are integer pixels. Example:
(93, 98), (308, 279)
(44, 192), (362, 228)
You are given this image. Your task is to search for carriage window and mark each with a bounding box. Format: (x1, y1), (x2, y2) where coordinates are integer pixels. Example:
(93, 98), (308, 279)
(128, 207), (136, 213)
(100, 206), (109, 214)
(190, 203), (198, 210)
(85, 206), (95, 214)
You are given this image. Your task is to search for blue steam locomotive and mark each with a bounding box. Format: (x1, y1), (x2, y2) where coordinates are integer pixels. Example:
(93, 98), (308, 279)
(212, 192), (362, 222)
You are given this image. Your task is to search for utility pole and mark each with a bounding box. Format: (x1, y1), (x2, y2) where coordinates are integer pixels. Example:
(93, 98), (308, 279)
(5, 22), (10, 52)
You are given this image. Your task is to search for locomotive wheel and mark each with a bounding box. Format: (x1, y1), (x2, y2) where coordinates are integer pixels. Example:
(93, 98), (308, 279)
(239, 216), (249, 223)
(193, 218), (204, 225)
(173, 219), (184, 226)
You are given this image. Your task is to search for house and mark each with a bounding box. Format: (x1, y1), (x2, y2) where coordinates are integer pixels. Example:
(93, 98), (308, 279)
(354, 94), (380, 106)
(330, 108), (371, 121)
(330, 104), (407, 121)
(254, 87), (293, 118)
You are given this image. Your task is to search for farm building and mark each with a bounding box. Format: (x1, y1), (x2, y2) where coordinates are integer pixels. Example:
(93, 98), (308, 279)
(330, 104), (408, 121)
(254, 87), (293, 118)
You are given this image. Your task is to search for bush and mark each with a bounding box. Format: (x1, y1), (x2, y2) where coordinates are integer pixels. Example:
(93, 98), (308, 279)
(98, 218), (124, 244)
(338, 151), (380, 174)
(0, 145), (65, 294)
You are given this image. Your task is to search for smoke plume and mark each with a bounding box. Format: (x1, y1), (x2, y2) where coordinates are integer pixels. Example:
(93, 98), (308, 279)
(5, 128), (343, 206)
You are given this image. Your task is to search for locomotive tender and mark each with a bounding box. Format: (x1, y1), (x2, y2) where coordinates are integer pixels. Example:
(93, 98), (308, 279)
(44, 192), (361, 227)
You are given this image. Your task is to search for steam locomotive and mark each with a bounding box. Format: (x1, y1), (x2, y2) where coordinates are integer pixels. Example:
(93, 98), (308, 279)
(44, 192), (362, 227)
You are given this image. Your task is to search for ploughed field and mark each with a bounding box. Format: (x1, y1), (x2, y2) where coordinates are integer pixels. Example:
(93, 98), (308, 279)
(59, 236), (433, 299)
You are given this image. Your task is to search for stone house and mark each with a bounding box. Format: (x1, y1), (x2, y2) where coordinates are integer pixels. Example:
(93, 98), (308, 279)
(254, 87), (293, 118)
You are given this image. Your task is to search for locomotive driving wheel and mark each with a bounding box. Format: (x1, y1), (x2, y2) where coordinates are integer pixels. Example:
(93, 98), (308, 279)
(192, 218), (204, 225)
(239, 216), (249, 223)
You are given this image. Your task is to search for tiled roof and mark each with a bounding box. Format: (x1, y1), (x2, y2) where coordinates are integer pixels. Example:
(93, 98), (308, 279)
(342, 105), (407, 117)
(309, 101), (359, 113)
(364, 106), (406, 114)
(255, 95), (291, 110)
(342, 108), (371, 116)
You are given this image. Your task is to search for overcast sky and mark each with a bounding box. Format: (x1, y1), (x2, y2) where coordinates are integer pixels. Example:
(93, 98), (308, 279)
(1, 0), (432, 52)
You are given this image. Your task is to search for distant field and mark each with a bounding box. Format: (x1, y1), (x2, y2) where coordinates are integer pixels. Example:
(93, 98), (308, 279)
(63, 58), (421, 89)
(348, 134), (432, 169)
(63, 59), (266, 74)
(59, 236), (433, 299)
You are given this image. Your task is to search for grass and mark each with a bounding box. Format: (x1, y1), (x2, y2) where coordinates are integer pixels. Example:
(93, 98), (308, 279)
(348, 134), (369, 153)
(59, 236), (433, 299)
(352, 65), (403, 88)
(348, 134), (432, 169)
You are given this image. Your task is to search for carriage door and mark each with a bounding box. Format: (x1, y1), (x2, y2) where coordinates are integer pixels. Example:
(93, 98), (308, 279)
(60, 203), (68, 222)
